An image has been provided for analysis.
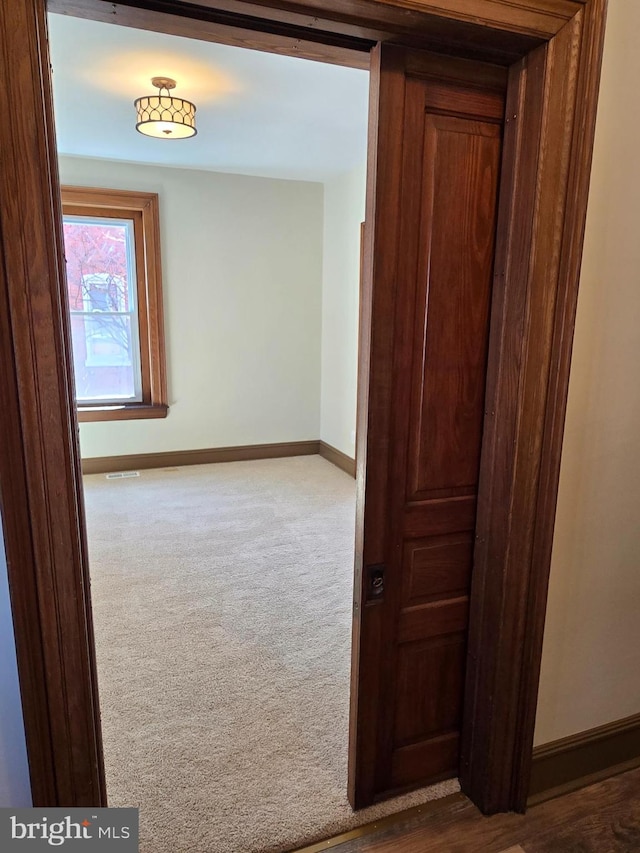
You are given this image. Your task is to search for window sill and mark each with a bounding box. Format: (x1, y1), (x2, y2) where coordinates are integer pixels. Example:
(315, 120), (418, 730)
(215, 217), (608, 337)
(77, 403), (169, 423)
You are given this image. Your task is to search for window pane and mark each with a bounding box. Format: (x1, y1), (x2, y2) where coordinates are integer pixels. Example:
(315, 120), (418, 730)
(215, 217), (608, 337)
(70, 314), (138, 402)
(63, 216), (143, 403)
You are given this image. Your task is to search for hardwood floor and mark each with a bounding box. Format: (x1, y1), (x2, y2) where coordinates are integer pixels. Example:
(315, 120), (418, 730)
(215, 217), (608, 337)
(309, 767), (640, 852)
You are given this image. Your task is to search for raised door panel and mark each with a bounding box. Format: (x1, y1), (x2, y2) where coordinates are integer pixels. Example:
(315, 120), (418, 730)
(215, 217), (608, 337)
(403, 534), (474, 603)
(394, 636), (467, 743)
(407, 115), (500, 499)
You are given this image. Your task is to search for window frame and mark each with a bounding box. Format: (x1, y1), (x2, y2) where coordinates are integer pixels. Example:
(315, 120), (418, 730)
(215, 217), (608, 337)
(61, 186), (168, 422)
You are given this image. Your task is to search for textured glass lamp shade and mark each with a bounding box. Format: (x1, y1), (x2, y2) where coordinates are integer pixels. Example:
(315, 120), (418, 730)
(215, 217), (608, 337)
(135, 78), (197, 139)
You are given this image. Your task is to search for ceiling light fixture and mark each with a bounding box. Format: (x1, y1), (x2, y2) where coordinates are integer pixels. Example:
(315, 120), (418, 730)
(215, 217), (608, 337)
(134, 77), (197, 139)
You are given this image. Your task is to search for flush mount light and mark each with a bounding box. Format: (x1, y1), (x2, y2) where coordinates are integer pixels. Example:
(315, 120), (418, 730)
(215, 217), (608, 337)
(134, 77), (197, 139)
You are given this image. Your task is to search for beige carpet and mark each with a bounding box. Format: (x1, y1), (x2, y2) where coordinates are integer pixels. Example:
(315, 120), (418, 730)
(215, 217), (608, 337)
(83, 455), (459, 853)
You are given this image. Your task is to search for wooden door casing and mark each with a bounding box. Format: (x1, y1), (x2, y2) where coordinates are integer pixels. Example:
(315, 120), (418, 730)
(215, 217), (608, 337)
(47, 0), (585, 68)
(350, 45), (506, 806)
(2, 0), (606, 818)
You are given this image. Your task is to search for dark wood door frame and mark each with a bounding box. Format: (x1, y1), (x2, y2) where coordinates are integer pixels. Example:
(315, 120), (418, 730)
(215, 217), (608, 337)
(0, 0), (606, 818)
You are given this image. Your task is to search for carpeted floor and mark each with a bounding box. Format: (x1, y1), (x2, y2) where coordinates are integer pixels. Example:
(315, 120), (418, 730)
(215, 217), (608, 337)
(83, 455), (459, 853)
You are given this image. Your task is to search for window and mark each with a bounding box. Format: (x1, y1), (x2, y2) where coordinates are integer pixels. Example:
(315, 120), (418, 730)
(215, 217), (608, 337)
(61, 187), (167, 422)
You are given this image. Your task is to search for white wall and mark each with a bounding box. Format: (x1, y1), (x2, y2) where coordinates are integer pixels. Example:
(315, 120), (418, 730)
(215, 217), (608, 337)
(535, 0), (640, 745)
(320, 163), (367, 458)
(58, 157), (324, 459)
(0, 517), (32, 807)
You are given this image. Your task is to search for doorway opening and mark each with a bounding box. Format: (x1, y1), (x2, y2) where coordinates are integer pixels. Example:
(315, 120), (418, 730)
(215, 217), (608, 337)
(47, 11), (460, 851)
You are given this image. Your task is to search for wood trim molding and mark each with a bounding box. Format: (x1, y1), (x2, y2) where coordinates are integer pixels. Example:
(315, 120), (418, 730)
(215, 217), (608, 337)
(48, 0), (373, 69)
(369, 0), (583, 37)
(529, 714), (640, 804)
(61, 185), (168, 420)
(319, 441), (357, 478)
(49, 0), (548, 66)
(77, 403), (168, 422)
(460, 0), (608, 814)
(81, 441), (357, 475)
(81, 440), (321, 474)
(0, 0), (106, 806)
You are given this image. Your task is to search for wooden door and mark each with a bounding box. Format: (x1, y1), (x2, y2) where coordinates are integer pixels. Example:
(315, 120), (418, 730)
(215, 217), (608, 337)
(349, 44), (506, 808)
